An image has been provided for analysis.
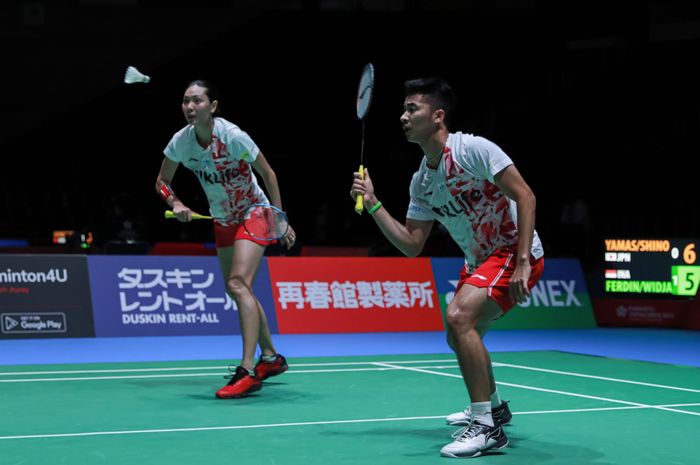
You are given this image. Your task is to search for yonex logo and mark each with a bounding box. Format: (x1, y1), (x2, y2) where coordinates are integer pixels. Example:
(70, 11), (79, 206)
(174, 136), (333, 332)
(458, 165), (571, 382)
(445, 279), (582, 308)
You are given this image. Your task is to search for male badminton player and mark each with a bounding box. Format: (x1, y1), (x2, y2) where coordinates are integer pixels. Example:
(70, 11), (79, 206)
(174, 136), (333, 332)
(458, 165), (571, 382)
(350, 77), (544, 458)
(156, 79), (294, 398)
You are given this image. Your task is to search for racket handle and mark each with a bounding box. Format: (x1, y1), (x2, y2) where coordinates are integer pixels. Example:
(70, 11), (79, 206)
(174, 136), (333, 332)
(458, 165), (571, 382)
(164, 210), (212, 220)
(354, 164), (364, 214)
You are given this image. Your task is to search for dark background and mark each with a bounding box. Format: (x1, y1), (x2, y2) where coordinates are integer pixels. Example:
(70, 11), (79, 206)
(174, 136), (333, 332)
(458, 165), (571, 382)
(1, 0), (699, 270)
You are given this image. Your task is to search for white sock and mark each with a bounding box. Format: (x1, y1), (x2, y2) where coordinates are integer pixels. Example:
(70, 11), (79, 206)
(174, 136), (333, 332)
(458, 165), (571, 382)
(470, 401), (493, 427)
(262, 354), (277, 362)
(490, 388), (502, 408)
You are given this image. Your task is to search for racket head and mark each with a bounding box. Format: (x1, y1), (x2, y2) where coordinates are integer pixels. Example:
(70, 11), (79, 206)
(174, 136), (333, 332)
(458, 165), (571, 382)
(356, 63), (375, 119)
(242, 204), (289, 241)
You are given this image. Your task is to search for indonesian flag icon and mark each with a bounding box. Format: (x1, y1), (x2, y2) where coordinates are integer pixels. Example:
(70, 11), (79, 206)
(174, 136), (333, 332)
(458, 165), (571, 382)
(605, 269), (618, 279)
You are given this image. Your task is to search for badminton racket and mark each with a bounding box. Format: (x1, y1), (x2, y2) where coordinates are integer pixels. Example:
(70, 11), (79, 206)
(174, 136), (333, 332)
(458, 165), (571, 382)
(354, 63), (375, 214)
(164, 204), (289, 241)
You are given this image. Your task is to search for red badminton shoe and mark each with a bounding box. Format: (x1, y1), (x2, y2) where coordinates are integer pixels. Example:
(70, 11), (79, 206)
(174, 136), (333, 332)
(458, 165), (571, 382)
(215, 366), (262, 399)
(254, 354), (288, 381)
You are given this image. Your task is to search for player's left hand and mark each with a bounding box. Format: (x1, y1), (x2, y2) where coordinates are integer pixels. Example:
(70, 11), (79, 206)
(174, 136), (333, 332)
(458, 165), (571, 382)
(282, 226), (296, 250)
(509, 263), (532, 304)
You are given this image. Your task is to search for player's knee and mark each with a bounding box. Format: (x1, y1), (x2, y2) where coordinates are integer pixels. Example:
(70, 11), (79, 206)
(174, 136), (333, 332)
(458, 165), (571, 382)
(226, 276), (250, 299)
(445, 304), (477, 332)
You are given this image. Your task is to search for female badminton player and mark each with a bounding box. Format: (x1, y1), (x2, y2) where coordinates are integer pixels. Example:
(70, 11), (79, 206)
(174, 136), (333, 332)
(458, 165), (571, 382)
(155, 79), (293, 399)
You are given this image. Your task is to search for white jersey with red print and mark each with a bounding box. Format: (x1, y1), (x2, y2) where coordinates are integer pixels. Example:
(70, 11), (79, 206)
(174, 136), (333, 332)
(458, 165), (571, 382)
(407, 132), (544, 270)
(164, 117), (269, 225)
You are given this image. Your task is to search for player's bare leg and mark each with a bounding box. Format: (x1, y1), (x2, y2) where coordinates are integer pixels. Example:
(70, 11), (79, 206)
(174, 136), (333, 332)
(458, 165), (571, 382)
(213, 242), (266, 399)
(441, 285), (508, 458)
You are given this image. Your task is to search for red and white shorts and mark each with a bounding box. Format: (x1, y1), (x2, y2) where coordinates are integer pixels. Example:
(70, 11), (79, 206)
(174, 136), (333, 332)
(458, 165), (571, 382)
(213, 220), (278, 248)
(456, 246), (544, 313)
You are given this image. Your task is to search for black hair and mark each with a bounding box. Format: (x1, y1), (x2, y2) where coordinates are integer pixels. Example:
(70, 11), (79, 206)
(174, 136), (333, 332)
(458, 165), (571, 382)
(404, 77), (456, 128)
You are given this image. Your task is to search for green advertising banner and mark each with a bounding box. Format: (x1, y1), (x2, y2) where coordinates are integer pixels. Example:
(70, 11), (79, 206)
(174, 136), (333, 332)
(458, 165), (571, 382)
(431, 258), (596, 329)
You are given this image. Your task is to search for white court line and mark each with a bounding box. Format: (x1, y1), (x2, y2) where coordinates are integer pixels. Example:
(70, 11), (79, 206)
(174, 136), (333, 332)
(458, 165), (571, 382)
(2, 355), (694, 394)
(497, 381), (700, 417)
(2, 403), (699, 441)
(372, 362), (700, 417)
(2, 359), (699, 395)
(0, 359), (457, 376)
(0, 366), (461, 383)
(515, 402), (700, 416)
(0, 415), (444, 440)
(493, 362), (700, 393)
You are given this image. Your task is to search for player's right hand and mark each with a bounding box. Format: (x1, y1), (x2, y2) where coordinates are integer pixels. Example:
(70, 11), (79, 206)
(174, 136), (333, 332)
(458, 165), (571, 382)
(171, 204), (193, 222)
(350, 167), (376, 205)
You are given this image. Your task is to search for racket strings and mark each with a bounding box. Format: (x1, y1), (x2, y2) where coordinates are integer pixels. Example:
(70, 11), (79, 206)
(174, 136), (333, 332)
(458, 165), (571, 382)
(244, 206), (289, 240)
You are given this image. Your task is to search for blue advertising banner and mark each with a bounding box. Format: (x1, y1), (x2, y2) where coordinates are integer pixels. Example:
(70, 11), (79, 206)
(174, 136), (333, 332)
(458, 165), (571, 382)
(430, 257), (596, 329)
(88, 256), (277, 337)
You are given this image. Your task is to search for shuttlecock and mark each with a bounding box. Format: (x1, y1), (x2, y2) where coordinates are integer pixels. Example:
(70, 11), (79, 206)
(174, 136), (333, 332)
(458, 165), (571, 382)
(124, 66), (150, 84)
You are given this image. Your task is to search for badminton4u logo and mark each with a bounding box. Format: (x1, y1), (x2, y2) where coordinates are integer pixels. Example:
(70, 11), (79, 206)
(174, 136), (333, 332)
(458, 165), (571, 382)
(0, 268), (68, 284)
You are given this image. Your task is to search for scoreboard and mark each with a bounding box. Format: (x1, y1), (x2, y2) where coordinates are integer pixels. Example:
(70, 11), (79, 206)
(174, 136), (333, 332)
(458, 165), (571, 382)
(603, 239), (700, 298)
